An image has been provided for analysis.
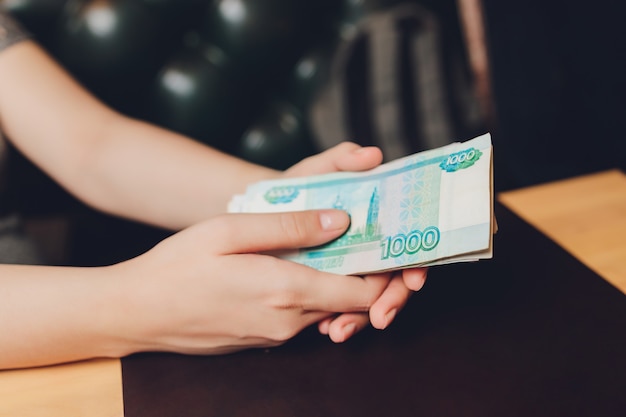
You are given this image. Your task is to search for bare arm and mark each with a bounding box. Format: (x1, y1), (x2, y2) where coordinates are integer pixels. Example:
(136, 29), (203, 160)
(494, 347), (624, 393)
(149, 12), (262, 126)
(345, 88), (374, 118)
(0, 40), (423, 370)
(0, 210), (409, 370)
(0, 41), (278, 230)
(0, 263), (130, 369)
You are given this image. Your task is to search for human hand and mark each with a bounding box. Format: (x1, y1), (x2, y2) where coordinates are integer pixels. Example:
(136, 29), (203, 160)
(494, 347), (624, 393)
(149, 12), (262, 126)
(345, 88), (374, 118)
(317, 268), (428, 343)
(283, 141), (383, 179)
(283, 142), (429, 341)
(111, 209), (393, 355)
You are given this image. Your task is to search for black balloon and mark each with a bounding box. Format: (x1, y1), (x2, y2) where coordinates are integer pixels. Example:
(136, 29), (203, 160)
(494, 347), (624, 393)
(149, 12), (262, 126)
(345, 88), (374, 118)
(282, 45), (335, 113)
(138, 0), (207, 23)
(54, 0), (172, 80)
(238, 100), (316, 170)
(201, 0), (338, 81)
(147, 41), (256, 153)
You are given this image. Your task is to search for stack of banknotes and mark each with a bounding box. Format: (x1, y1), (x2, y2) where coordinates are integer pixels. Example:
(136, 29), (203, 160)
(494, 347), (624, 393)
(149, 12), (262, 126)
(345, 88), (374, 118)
(229, 133), (495, 275)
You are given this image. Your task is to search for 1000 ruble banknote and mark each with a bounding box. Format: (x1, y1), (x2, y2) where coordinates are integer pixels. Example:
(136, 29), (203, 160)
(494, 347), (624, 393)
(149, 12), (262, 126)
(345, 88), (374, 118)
(229, 133), (495, 275)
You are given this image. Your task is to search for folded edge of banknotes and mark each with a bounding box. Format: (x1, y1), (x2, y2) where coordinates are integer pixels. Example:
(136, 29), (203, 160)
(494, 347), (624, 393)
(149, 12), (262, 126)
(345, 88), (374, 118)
(228, 133), (495, 275)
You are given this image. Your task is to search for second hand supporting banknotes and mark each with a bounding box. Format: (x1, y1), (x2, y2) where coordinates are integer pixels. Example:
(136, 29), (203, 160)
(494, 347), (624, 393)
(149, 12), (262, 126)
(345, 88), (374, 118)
(229, 133), (495, 275)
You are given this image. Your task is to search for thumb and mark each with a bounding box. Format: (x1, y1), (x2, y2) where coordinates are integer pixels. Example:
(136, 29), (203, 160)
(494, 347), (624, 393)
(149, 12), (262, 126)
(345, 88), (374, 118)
(210, 210), (350, 254)
(285, 142), (383, 177)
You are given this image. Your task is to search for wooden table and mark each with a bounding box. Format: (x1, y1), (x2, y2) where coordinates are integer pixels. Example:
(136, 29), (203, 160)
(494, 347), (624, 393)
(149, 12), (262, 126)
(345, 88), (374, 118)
(499, 169), (626, 294)
(1, 169), (625, 417)
(0, 358), (122, 417)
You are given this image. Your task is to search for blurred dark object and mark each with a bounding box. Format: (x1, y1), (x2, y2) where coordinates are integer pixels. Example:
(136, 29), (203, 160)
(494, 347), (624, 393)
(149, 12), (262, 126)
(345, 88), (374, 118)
(238, 100), (317, 170)
(147, 39), (254, 154)
(200, 0), (339, 83)
(309, 0), (485, 161)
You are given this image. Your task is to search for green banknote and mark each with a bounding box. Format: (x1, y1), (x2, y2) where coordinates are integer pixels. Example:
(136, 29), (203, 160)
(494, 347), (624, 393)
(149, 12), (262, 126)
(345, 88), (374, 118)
(229, 133), (494, 275)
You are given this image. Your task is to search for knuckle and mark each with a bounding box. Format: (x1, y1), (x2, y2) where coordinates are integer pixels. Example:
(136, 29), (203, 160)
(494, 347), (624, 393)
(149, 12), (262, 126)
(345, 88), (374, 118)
(270, 325), (300, 343)
(267, 282), (301, 311)
(361, 284), (387, 309)
(362, 293), (379, 310)
(334, 141), (357, 152)
(204, 216), (236, 249)
(263, 339), (285, 349)
(279, 212), (311, 244)
(261, 275), (305, 343)
(207, 215), (234, 237)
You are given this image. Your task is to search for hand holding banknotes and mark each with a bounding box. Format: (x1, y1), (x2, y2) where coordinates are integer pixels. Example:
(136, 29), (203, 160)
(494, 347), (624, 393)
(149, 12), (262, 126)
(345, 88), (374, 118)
(0, 136), (421, 369)
(224, 134), (496, 345)
(116, 207), (424, 355)
(230, 134), (495, 274)
(114, 143), (425, 357)
(277, 142), (429, 339)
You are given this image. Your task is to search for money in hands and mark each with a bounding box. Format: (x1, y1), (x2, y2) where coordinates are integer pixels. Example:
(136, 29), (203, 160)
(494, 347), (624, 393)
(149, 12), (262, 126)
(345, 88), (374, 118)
(228, 133), (495, 275)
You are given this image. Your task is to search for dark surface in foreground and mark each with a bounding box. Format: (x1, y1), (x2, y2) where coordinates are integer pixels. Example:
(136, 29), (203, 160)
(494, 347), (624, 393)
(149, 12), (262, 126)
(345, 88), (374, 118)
(122, 202), (626, 417)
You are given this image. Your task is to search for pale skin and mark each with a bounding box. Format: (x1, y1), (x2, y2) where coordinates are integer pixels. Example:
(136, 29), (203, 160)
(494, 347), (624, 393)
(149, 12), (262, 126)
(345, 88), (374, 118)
(0, 41), (427, 370)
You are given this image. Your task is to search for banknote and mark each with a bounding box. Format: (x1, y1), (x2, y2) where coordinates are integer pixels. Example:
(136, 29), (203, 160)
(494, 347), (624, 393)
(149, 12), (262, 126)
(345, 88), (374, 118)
(229, 133), (494, 275)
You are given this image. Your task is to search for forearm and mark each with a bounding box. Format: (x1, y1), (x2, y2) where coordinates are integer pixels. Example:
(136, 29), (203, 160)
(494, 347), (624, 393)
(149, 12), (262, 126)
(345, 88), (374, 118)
(0, 264), (132, 370)
(75, 116), (279, 230)
(0, 41), (279, 229)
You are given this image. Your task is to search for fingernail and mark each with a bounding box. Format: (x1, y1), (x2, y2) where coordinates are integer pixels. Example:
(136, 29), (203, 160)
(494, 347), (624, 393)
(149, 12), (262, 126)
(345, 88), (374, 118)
(319, 210), (348, 231)
(383, 309), (397, 329)
(318, 320), (330, 335)
(342, 323), (357, 341)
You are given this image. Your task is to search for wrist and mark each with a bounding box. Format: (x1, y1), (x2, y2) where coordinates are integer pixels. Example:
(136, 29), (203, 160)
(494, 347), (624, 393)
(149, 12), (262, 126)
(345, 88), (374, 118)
(92, 263), (157, 358)
(0, 264), (142, 368)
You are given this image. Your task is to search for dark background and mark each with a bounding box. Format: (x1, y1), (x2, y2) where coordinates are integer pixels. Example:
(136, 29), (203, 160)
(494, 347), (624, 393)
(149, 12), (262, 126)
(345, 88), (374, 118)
(484, 0), (626, 191)
(1, 0), (624, 266)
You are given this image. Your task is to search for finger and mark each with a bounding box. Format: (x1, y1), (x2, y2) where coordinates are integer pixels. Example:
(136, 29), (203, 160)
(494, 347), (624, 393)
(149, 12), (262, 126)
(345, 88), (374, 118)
(210, 210), (350, 254)
(369, 272), (414, 330)
(286, 142), (383, 176)
(317, 316), (334, 335)
(246, 259), (390, 314)
(331, 145), (383, 172)
(298, 271), (390, 313)
(402, 267), (428, 291)
(326, 313), (370, 343)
